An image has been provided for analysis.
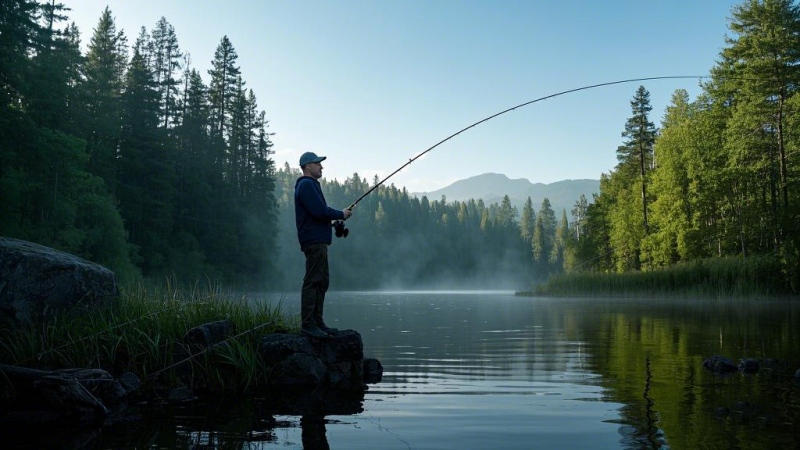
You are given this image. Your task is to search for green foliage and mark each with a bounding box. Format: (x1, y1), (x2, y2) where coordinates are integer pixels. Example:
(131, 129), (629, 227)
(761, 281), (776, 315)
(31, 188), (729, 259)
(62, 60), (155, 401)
(4, 1), (799, 293)
(0, 279), (290, 393)
(568, 1), (800, 293)
(519, 197), (536, 243)
(0, 0), (44, 108)
(531, 198), (558, 274)
(0, 6), (280, 285)
(531, 256), (789, 297)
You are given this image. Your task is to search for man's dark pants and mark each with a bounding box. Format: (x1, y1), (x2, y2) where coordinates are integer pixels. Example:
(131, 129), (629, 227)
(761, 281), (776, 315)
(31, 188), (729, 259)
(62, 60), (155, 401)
(301, 243), (329, 330)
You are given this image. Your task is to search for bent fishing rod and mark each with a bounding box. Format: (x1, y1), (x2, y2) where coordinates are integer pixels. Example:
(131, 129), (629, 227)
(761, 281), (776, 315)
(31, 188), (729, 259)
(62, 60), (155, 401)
(346, 75), (707, 211)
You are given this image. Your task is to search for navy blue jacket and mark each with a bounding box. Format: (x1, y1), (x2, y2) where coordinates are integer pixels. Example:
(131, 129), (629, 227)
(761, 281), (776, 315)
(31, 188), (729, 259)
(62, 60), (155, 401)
(295, 176), (345, 248)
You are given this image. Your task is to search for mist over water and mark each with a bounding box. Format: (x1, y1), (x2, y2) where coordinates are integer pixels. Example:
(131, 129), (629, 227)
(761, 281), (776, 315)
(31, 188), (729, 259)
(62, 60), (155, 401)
(259, 291), (798, 449)
(275, 203), (537, 292)
(272, 291), (626, 449)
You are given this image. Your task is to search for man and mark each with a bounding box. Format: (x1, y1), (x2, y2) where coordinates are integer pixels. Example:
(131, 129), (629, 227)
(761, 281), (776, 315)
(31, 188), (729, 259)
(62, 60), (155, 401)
(294, 151), (353, 338)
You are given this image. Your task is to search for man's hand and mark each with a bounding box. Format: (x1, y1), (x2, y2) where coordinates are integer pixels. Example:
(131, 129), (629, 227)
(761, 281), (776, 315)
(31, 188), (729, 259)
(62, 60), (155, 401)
(342, 208), (352, 219)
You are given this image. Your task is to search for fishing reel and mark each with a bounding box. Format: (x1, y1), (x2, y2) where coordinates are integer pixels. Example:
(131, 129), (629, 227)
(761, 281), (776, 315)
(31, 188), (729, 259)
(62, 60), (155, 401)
(333, 220), (349, 238)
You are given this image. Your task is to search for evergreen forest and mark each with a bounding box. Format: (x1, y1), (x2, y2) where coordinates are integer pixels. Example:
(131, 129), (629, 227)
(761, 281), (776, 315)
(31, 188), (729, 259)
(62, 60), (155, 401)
(1, 1), (798, 293)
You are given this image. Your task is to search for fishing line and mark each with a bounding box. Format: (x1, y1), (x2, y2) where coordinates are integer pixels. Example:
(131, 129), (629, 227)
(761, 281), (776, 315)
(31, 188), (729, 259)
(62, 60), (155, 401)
(16, 284), (268, 367)
(16, 298), (197, 366)
(346, 75), (709, 211)
(145, 316), (284, 381)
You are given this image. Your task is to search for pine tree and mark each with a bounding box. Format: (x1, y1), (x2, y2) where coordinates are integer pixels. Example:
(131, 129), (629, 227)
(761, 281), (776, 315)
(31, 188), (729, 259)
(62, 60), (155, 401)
(519, 197), (536, 244)
(0, 0), (43, 108)
(532, 198), (556, 271)
(208, 35), (241, 142)
(150, 17), (182, 129)
(616, 85), (657, 234)
(495, 195), (518, 229)
(118, 38), (173, 274)
(711, 0), (800, 254)
(81, 7), (128, 193)
(641, 89), (694, 268)
(550, 209), (569, 269)
(570, 194), (588, 241)
(24, 1), (80, 131)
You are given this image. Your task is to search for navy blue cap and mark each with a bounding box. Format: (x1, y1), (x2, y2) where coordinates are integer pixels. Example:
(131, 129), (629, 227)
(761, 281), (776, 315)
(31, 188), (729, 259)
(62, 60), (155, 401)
(299, 152), (326, 167)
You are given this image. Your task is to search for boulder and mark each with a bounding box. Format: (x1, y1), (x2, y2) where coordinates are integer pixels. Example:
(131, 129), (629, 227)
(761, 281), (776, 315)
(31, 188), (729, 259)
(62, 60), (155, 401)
(0, 237), (118, 325)
(702, 355), (738, 375)
(260, 330), (382, 391)
(169, 319), (238, 389)
(0, 364), (140, 425)
(184, 319), (236, 347)
(170, 323), (382, 394)
(738, 358), (760, 374)
(363, 358), (383, 384)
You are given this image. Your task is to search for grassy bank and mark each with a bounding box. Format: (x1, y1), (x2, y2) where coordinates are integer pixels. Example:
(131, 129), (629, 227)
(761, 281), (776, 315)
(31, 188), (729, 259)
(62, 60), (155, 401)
(0, 279), (296, 394)
(521, 256), (795, 298)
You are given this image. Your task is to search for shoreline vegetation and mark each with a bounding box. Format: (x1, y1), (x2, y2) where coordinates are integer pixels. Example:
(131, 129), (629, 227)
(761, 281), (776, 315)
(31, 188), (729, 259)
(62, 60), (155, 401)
(518, 256), (798, 299)
(0, 280), (297, 395)
(2, 255), (795, 396)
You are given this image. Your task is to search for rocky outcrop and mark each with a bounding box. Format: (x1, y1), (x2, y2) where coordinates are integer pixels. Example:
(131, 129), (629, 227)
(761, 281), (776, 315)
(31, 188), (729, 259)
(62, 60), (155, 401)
(260, 331), (382, 391)
(0, 237), (118, 325)
(0, 238), (383, 427)
(702, 355), (738, 375)
(0, 324), (383, 426)
(702, 355), (789, 376)
(176, 321), (383, 393)
(0, 364), (141, 426)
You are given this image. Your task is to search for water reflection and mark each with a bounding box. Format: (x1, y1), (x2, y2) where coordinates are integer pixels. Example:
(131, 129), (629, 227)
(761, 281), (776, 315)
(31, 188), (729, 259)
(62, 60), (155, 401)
(4, 292), (798, 449)
(327, 292), (800, 450)
(301, 416), (329, 450)
(94, 386), (365, 449)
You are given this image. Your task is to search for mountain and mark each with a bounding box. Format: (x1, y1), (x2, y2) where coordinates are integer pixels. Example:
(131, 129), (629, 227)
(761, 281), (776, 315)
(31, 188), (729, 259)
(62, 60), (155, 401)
(412, 173), (600, 214)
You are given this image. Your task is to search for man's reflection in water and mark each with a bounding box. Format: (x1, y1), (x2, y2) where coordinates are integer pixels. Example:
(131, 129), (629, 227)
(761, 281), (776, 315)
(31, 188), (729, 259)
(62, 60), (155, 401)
(273, 385), (367, 449)
(301, 415), (330, 450)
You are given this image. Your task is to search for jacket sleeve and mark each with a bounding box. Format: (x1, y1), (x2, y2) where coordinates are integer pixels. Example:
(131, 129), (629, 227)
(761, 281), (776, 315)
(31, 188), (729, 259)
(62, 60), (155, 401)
(298, 180), (345, 220)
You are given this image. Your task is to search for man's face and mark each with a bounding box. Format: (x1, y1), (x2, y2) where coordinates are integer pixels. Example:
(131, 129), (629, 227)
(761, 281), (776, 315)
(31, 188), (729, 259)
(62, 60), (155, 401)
(306, 162), (323, 179)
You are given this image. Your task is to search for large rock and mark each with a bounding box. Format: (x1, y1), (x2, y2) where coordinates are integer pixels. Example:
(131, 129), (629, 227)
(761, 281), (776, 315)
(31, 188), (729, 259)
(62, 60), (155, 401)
(170, 319), (238, 389)
(702, 355), (738, 375)
(170, 323), (382, 394)
(184, 319), (236, 347)
(260, 330), (382, 391)
(0, 364), (140, 425)
(0, 237), (118, 325)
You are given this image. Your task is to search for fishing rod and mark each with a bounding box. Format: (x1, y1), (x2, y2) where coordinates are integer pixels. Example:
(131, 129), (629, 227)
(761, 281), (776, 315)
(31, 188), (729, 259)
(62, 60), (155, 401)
(331, 75), (708, 238)
(348, 75), (707, 209)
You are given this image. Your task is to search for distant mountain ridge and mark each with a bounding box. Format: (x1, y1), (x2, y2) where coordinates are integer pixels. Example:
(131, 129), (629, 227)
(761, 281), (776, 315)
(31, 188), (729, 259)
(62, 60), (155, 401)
(412, 173), (600, 214)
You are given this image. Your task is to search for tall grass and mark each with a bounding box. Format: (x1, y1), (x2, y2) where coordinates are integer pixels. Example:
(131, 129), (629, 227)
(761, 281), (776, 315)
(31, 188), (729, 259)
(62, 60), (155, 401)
(0, 278), (295, 394)
(524, 256), (792, 298)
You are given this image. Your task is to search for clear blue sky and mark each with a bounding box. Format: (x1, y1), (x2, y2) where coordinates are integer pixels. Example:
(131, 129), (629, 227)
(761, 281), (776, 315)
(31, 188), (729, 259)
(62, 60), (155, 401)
(61, 0), (741, 193)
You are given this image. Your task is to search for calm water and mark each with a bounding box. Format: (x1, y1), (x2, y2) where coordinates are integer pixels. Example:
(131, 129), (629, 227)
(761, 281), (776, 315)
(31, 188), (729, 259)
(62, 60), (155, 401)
(23, 291), (800, 449)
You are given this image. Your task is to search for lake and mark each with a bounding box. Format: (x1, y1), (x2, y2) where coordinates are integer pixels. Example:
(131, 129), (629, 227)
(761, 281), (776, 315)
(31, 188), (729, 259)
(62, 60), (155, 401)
(23, 291), (800, 449)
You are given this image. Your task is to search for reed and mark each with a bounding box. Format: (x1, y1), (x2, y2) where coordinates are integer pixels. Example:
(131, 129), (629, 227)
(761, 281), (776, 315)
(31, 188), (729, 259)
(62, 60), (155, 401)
(524, 256), (790, 298)
(0, 278), (294, 393)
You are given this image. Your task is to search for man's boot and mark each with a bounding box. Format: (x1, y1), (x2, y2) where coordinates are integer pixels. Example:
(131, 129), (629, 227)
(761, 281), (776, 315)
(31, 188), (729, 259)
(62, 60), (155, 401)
(301, 326), (329, 339)
(315, 298), (338, 334)
(301, 294), (330, 339)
